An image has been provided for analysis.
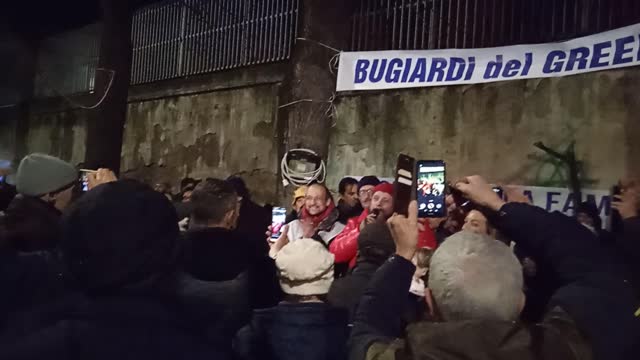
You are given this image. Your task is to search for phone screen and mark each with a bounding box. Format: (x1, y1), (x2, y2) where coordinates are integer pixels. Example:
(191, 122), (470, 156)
(416, 160), (447, 218)
(81, 173), (89, 192)
(271, 207), (287, 240)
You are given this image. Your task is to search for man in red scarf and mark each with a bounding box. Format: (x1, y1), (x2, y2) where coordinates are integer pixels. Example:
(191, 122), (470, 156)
(285, 183), (345, 245)
(330, 182), (436, 268)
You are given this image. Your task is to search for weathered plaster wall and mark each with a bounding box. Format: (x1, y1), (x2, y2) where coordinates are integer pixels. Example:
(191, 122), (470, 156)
(327, 68), (640, 191)
(23, 108), (88, 166)
(121, 84), (281, 203)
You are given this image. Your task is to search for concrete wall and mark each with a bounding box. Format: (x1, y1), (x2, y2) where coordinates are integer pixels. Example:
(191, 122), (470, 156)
(121, 83), (281, 203)
(22, 108), (88, 166)
(327, 68), (640, 191)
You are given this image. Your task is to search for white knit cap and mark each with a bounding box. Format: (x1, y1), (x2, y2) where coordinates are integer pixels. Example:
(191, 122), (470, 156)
(275, 238), (335, 296)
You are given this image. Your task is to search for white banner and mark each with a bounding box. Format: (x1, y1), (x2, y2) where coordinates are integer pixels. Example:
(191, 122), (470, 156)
(337, 23), (640, 91)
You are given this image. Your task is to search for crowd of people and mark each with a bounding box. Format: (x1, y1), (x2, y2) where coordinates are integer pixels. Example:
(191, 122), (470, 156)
(0, 152), (639, 360)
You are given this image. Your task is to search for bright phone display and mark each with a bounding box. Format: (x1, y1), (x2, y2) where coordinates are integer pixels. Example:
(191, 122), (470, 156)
(270, 207), (287, 241)
(416, 160), (447, 218)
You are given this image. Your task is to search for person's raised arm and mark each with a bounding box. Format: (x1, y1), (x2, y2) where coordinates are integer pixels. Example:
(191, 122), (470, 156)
(349, 202), (419, 360)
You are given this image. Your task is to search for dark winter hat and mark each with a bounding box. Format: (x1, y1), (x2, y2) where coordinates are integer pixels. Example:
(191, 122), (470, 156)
(16, 153), (77, 196)
(358, 175), (381, 190)
(61, 180), (180, 294)
(357, 221), (395, 263)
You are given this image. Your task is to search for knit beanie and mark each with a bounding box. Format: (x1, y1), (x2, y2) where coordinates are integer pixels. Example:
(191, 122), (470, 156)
(358, 176), (381, 190)
(276, 238), (334, 295)
(373, 182), (393, 197)
(16, 153), (77, 196)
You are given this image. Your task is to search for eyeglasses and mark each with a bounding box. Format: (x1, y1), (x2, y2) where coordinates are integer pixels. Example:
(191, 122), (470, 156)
(359, 189), (374, 196)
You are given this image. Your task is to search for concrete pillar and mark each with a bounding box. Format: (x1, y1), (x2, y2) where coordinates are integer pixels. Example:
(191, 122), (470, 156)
(276, 0), (353, 198)
(279, 0), (353, 157)
(84, 0), (132, 173)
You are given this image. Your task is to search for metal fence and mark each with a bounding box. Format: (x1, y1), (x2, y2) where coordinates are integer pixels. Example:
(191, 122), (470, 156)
(351, 0), (640, 51)
(131, 0), (299, 85)
(34, 23), (101, 97)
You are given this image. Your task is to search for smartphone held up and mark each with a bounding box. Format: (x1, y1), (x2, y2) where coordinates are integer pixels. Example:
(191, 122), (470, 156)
(416, 160), (447, 218)
(270, 207), (287, 242)
(393, 154), (448, 218)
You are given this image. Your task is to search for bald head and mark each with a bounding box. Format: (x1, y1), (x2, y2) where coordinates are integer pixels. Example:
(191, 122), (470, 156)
(428, 231), (524, 322)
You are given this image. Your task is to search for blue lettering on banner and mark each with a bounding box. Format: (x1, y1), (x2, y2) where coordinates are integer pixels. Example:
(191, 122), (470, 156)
(446, 57), (466, 81)
(567, 47), (590, 71)
(522, 53), (533, 76)
(562, 193), (576, 213)
(543, 51), (567, 73)
(354, 59), (370, 84)
(464, 57), (476, 80)
(502, 59), (522, 78)
(586, 194), (612, 216)
(613, 36), (635, 65)
(385, 58), (404, 83)
(591, 41), (613, 68)
(409, 58), (427, 83)
(401, 58), (413, 82)
(428, 58), (447, 82)
(546, 192), (561, 211)
(484, 55), (504, 79)
(369, 59), (388, 83)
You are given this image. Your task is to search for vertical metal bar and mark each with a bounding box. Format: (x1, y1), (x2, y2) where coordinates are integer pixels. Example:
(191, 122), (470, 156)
(398, 0), (406, 49)
(436, 0), (443, 48)
(252, 0), (258, 63)
(130, 13), (137, 84)
(269, 0), (276, 61)
(364, 0), (370, 50)
(258, 0), (265, 62)
(220, 0), (226, 69)
(151, 6), (158, 81)
(276, 0), (283, 60)
(500, 0), (506, 45)
(573, 0), (579, 35)
(286, 0), (292, 58)
(391, 0), (397, 49)
(238, 0), (245, 65)
(491, 0), (497, 46)
(142, 8), (148, 83)
(401, 0), (408, 49)
(471, 0), (478, 47)
(232, 0), (239, 67)
(224, 0), (231, 69)
(145, 7), (152, 82)
(162, 5), (168, 80)
(262, 0), (269, 62)
(412, 0), (419, 49)
(562, 0), (568, 36)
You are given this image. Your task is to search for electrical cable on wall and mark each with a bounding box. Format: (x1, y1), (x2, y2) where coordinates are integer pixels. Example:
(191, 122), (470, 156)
(281, 148), (326, 187)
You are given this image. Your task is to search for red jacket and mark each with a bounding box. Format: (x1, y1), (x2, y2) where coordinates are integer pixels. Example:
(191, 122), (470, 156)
(329, 210), (437, 268)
